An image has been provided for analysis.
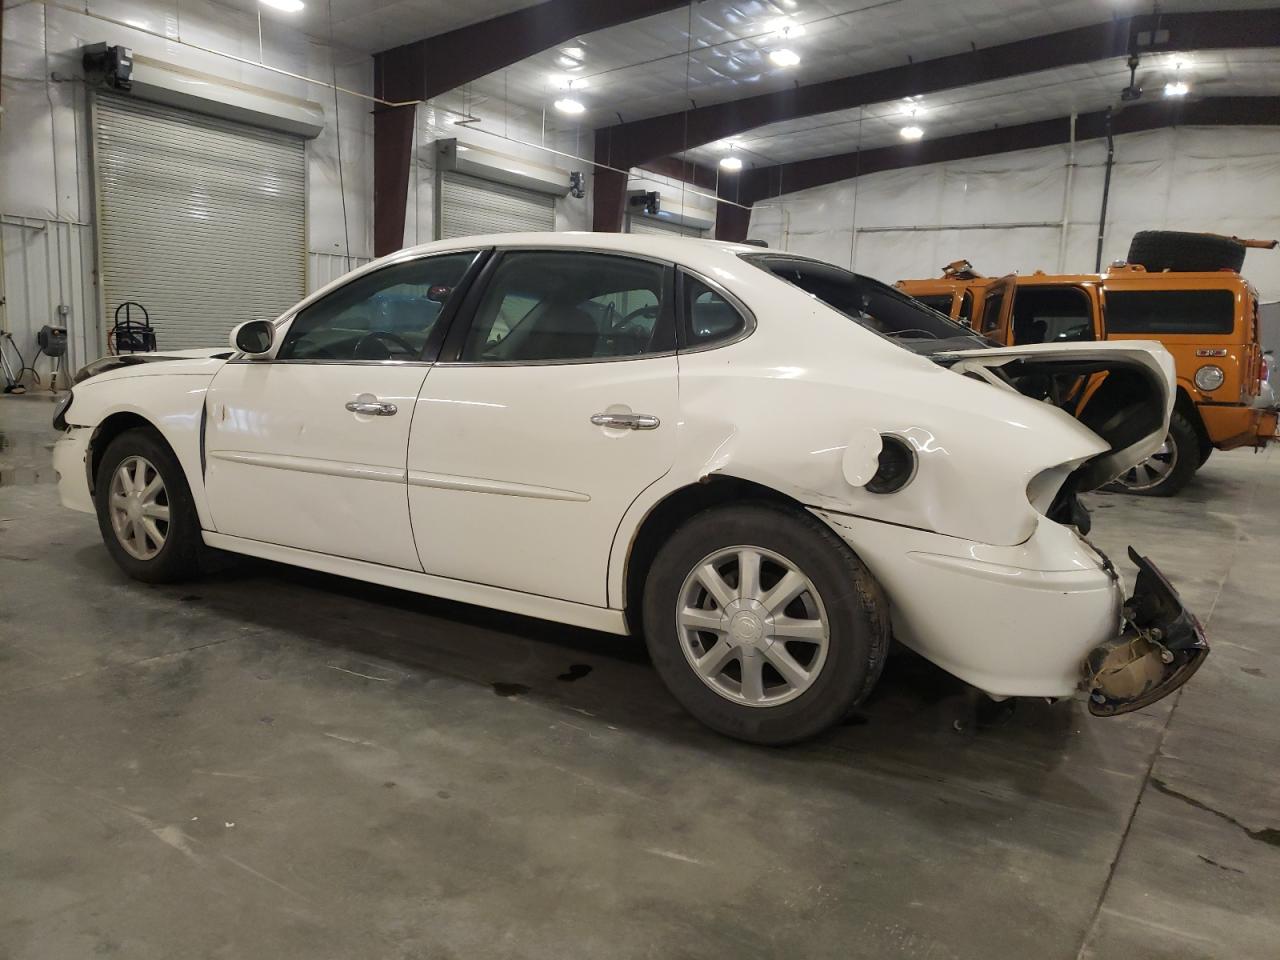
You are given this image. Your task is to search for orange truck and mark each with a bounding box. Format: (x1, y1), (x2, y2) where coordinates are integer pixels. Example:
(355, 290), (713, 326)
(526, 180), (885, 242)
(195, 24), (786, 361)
(898, 231), (1278, 496)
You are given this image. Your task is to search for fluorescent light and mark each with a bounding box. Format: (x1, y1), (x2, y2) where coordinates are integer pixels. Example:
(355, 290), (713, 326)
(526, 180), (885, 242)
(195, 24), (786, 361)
(769, 48), (801, 67)
(260, 0), (304, 11)
(900, 125), (924, 141)
(554, 98), (586, 115)
(556, 47), (585, 69)
(1165, 80), (1189, 97)
(720, 156), (743, 171)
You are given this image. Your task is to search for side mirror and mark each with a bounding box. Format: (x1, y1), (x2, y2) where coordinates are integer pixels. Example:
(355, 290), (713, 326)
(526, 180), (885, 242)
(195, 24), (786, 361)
(232, 319), (275, 356)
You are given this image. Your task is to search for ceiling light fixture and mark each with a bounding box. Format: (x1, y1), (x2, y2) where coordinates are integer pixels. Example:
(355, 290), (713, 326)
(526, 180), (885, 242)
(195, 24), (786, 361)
(554, 98), (586, 115)
(769, 48), (801, 67)
(1164, 80), (1189, 97)
(260, 0), (305, 11)
(549, 74), (588, 90)
(720, 156), (743, 171)
(899, 99), (925, 117)
(900, 125), (924, 141)
(765, 17), (805, 38)
(556, 46), (585, 69)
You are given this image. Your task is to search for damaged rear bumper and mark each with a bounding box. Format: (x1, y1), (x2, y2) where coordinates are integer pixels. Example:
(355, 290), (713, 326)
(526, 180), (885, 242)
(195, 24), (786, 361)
(1084, 548), (1209, 716)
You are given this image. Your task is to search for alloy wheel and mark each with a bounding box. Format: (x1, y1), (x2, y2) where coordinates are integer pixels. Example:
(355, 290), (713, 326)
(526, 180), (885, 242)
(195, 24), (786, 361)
(1116, 433), (1177, 492)
(676, 545), (831, 707)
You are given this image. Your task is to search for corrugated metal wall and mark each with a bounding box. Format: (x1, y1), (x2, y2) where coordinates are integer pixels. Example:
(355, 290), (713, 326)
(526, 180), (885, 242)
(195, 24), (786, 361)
(0, 216), (96, 382)
(307, 252), (372, 294)
(0, 228), (371, 382)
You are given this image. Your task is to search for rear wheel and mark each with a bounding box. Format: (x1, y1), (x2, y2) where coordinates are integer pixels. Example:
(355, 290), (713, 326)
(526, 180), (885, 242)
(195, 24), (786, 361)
(94, 428), (204, 582)
(1111, 411), (1200, 497)
(642, 502), (889, 745)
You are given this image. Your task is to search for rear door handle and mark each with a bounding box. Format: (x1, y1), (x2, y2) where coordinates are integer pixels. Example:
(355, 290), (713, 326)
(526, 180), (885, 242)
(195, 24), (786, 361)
(346, 397), (398, 416)
(591, 412), (660, 430)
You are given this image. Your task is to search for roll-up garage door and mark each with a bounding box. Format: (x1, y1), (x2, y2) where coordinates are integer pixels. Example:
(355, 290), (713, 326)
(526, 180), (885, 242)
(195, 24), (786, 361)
(627, 214), (707, 238)
(92, 94), (306, 351)
(438, 170), (556, 239)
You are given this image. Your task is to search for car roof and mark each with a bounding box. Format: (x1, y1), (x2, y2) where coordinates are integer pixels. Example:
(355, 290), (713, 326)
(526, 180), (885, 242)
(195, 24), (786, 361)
(289, 233), (768, 322)
(397, 231), (759, 264)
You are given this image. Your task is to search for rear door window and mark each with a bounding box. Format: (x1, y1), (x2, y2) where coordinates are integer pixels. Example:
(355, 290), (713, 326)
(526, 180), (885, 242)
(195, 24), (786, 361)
(458, 251), (672, 362)
(1104, 289), (1235, 335)
(1011, 287), (1094, 344)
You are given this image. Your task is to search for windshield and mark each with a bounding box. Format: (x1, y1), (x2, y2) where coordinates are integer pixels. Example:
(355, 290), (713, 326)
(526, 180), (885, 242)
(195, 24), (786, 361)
(744, 254), (989, 355)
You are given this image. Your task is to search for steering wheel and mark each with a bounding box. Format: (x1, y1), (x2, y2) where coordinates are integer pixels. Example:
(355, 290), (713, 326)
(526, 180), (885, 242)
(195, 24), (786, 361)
(622, 304), (659, 325)
(354, 331), (417, 360)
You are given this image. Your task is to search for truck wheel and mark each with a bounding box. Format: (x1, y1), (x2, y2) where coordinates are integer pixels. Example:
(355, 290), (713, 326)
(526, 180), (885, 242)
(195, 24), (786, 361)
(642, 502), (889, 745)
(1111, 411), (1200, 497)
(94, 427), (204, 583)
(1126, 231), (1246, 273)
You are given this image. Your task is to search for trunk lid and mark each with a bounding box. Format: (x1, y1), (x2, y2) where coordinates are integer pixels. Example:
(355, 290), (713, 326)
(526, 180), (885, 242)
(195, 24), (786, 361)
(937, 340), (1176, 490)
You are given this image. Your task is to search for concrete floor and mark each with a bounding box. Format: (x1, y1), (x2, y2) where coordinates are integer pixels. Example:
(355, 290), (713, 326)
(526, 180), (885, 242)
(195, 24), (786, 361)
(2, 393), (1277, 960)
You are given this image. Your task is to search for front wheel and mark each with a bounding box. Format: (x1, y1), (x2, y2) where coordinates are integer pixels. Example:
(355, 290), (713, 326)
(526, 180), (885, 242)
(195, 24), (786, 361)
(642, 502), (889, 745)
(94, 427), (204, 583)
(1110, 411), (1200, 497)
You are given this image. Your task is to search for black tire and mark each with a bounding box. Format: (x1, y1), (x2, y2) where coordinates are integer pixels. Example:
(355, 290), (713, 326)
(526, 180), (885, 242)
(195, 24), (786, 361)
(1126, 231), (1245, 273)
(94, 427), (204, 583)
(642, 501), (889, 745)
(1198, 442), (1214, 468)
(1110, 411), (1200, 497)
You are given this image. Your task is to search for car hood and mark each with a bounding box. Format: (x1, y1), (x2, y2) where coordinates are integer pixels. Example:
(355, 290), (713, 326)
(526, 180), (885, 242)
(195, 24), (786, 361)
(75, 348), (234, 384)
(936, 340), (1176, 490)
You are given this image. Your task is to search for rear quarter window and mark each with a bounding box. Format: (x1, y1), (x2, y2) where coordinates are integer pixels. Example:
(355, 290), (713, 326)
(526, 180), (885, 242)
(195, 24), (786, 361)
(1105, 289), (1235, 335)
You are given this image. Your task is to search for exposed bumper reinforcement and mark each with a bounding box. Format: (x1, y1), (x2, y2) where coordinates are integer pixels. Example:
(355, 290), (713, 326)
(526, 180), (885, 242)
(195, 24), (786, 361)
(1085, 547), (1209, 717)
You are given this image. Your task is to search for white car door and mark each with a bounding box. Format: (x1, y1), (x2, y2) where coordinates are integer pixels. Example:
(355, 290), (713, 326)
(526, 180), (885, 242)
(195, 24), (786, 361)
(407, 249), (680, 606)
(204, 251), (482, 569)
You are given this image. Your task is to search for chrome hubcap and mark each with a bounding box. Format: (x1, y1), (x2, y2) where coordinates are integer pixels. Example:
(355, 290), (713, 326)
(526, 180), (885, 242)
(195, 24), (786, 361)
(676, 546), (830, 707)
(108, 456), (170, 560)
(1117, 433), (1177, 491)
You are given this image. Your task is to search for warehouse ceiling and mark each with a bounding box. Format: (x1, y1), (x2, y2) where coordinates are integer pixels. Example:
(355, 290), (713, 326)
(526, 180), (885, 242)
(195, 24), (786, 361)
(457, 0), (1280, 133)
(677, 48), (1280, 166)
(219, 0), (542, 54)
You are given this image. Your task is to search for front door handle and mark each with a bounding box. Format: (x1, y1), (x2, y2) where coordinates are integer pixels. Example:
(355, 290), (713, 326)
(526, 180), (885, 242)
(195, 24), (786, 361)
(346, 397), (398, 416)
(591, 412), (660, 430)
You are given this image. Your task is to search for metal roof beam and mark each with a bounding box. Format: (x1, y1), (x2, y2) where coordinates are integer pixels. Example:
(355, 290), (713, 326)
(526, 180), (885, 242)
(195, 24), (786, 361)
(594, 8), (1280, 174)
(735, 96), (1280, 206)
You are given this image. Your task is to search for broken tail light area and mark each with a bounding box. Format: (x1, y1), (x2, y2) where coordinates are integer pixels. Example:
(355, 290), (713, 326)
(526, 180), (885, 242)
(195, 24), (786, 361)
(1083, 547), (1209, 717)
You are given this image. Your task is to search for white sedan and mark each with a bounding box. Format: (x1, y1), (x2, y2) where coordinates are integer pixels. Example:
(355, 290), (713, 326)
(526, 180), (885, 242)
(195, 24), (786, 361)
(53, 233), (1208, 743)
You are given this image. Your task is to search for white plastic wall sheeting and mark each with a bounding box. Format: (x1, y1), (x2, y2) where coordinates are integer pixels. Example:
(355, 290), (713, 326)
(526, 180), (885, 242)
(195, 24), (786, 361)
(748, 127), (1280, 302)
(0, 0), (373, 371)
